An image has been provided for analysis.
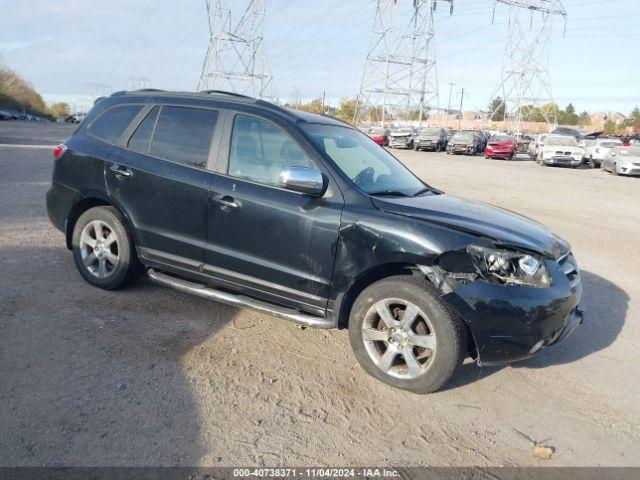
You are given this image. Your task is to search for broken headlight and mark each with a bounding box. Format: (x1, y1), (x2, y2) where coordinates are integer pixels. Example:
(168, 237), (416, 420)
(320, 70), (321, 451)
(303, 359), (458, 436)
(467, 245), (551, 288)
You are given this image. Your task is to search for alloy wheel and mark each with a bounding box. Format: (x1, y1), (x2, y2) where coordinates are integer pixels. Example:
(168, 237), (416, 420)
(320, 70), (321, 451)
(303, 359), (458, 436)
(79, 220), (120, 279)
(361, 298), (437, 379)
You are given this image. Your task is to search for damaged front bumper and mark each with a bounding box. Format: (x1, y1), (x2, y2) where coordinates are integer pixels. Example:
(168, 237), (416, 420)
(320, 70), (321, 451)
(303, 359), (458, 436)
(422, 255), (584, 366)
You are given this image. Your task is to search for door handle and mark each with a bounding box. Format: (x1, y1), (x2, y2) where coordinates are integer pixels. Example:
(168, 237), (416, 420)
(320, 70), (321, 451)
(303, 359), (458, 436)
(110, 165), (132, 178)
(210, 195), (239, 209)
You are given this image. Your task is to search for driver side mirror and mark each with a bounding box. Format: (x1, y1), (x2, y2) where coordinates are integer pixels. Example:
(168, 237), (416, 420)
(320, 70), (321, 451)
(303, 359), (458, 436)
(279, 166), (327, 197)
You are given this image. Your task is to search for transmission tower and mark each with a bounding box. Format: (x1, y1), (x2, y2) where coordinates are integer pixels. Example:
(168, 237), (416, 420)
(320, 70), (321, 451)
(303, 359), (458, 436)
(489, 0), (567, 135)
(354, 0), (452, 127)
(125, 76), (152, 91)
(197, 0), (275, 100)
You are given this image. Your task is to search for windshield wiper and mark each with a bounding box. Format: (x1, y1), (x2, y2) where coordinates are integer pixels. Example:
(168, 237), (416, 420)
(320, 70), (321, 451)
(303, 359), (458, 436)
(412, 187), (434, 197)
(368, 190), (410, 197)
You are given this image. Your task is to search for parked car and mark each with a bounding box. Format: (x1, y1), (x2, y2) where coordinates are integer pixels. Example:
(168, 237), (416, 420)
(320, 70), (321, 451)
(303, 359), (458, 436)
(529, 134), (549, 160)
(388, 127), (416, 149)
(584, 138), (623, 168)
(47, 89), (583, 393)
(447, 131), (481, 155)
(367, 127), (390, 146)
(551, 126), (586, 141)
(578, 137), (597, 163)
(602, 145), (640, 176)
(415, 127), (447, 151)
(485, 134), (517, 160)
(537, 135), (584, 168)
(461, 129), (487, 151)
(622, 134), (640, 146)
(0, 109), (11, 120)
(445, 129), (457, 142)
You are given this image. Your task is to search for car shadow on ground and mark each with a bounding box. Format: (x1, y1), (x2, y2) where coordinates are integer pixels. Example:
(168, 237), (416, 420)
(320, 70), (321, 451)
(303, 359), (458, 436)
(442, 269), (628, 390)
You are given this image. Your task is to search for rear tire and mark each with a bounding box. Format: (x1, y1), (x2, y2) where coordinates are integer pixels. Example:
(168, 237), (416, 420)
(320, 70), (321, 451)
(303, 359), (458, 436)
(348, 275), (466, 393)
(71, 206), (142, 290)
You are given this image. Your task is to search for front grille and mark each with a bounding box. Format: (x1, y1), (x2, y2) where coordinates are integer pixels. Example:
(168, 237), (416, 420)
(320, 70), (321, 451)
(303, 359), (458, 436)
(555, 151), (573, 156)
(557, 250), (580, 289)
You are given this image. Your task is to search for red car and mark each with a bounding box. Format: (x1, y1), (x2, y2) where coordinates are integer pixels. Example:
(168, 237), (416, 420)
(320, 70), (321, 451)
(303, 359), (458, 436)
(485, 134), (517, 160)
(367, 127), (390, 146)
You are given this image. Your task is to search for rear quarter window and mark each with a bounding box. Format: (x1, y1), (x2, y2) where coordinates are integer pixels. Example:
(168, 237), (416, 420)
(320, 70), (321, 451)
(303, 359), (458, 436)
(87, 104), (143, 144)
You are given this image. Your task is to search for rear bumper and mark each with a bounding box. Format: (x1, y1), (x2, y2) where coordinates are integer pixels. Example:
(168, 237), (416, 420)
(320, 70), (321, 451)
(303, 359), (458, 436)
(46, 181), (82, 234)
(417, 140), (439, 150)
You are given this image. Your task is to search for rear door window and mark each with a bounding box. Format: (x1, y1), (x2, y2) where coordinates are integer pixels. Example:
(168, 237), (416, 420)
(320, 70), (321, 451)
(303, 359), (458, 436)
(127, 106), (159, 153)
(88, 104), (143, 144)
(149, 106), (218, 168)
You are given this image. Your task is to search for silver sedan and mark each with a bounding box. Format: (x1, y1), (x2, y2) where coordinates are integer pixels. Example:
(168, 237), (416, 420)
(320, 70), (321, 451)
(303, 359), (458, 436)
(602, 146), (640, 176)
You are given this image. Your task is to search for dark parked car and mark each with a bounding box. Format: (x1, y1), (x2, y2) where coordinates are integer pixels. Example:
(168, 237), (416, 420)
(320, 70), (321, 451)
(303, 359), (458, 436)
(446, 131), (481, 155)
(47, 90), (583, 393)
(415, 127), (447, 152)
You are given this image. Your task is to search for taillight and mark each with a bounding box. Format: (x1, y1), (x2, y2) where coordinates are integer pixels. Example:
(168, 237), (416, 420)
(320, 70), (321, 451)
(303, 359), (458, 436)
(53, 144), (67, 159)
(535, 143), (539, 148)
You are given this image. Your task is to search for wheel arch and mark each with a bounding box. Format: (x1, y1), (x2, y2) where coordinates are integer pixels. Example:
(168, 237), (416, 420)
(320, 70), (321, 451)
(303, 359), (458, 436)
(334, 262), (478, 358)
(65, 196), (137, 251)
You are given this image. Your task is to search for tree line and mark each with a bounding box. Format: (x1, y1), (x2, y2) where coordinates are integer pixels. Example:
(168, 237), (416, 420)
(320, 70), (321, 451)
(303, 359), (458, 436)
(488, 97), (640, 134)
(0, 59), (69, 119)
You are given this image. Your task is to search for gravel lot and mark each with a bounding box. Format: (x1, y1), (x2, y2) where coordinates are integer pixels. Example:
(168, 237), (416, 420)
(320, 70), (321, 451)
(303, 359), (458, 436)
(1, 121), (639, 467)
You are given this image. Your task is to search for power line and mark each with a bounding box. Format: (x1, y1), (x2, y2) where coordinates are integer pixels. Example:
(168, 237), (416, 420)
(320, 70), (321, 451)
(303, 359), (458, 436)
(109, 0), (154, 77)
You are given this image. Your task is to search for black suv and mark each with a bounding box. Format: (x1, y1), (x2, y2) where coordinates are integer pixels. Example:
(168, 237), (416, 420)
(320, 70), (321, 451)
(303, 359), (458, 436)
(47, 90), (583, 393)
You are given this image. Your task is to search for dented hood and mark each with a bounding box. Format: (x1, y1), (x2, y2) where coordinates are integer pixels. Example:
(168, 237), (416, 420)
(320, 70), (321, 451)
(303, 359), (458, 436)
(372, 194), (567, 258)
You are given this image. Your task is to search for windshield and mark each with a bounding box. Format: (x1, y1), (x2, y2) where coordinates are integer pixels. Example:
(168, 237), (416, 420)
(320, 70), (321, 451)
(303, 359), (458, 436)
(619, 147), (640, 157)
(420, 128), (441, 135)
(491, 135), (514, 142)
(302, 124), (429, 196)
(599, 141), (621, 148)
(393, 128), (413, 134)
(369, 128), (386, 135)
(452, 133), (473, 142)
(546, 136), (578, 147)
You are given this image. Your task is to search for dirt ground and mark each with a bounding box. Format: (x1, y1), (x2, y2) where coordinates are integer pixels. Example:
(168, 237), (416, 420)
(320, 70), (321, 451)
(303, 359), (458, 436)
(1, 122), (639, 467)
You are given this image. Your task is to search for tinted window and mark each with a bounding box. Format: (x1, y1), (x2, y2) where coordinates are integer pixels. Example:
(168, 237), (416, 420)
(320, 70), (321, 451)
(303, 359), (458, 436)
(150, 106), (218, 168)
(228, 114), (313, 186)
(127, 106), (159, 153)
(88, 105), (142, 144)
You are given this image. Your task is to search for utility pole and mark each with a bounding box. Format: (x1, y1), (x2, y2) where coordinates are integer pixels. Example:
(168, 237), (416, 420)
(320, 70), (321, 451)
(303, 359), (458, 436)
(458, 87), (465, 130)
(444, 82), (455, 128)
(489, 0), (567, 136)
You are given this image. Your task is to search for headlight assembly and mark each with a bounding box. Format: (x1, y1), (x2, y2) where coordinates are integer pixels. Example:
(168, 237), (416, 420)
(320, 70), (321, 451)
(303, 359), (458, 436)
(467, 245), (551, 288)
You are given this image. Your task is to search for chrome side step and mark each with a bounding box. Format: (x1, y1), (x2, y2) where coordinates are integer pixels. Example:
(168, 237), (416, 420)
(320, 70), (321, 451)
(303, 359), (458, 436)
(147, 269), (334, 329)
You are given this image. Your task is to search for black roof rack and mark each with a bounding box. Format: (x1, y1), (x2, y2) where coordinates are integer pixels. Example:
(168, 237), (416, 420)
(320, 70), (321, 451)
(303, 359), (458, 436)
(198, 89), (253, 99)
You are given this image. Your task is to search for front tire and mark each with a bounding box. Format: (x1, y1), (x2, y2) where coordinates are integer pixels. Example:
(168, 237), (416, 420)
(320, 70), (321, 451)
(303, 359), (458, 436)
(611, 163), (618, 176)
(71, 206), (142, 290)
(348, 275), (466, 393)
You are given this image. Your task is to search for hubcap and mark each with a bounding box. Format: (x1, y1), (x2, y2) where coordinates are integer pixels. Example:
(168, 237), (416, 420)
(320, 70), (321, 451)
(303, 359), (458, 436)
(79, 220), (119, 279)
(361, 298), (437, 380)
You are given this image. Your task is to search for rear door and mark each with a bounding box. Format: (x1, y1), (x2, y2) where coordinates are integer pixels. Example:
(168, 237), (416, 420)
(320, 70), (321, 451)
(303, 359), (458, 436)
(106, 104), (222, 271)
(205, 112), (344, 315)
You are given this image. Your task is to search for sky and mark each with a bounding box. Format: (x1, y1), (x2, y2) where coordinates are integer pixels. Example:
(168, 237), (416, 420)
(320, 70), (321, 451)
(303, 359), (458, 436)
(0, 0), (638, 114)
